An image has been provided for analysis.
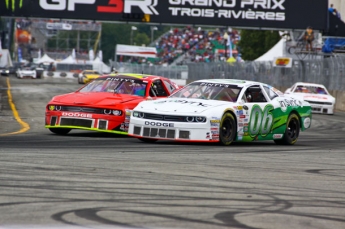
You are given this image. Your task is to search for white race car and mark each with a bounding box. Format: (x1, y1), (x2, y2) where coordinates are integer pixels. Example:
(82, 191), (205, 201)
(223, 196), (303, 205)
(16, 67), (37, 79)
(128, 79), (312, 146)
(285, 82), (335, 114)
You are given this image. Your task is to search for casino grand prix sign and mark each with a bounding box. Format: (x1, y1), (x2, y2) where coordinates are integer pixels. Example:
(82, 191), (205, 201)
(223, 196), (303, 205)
(0, 0), (328, 30)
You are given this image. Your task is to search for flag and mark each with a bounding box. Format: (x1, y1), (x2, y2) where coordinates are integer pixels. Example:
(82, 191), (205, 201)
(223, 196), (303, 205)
(72, 48), (76, 60)
(18, 48), (23, 62)
(89, 49), (94, 61)
(38, 49), (41, 60)
(98, 50), (103, 61)
(227, 34), (233, 58)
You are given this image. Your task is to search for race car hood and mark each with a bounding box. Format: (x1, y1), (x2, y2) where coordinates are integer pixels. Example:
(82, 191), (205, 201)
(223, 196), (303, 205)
(136, 98), (231, 113)
(19, 70), (35, 74)
(290, 93), (335, 102)
(50, 92), (143, 106)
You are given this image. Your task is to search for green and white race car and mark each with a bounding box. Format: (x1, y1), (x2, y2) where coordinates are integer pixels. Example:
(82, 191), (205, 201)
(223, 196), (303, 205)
(128, 79), (312, 145)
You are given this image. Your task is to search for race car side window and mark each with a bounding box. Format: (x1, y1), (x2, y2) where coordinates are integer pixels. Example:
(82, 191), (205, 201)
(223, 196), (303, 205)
(163, 80), (176, 93)
(263, 86), (278, 100)
(150, 80), (168, 97)
(244, 86), (267, 103)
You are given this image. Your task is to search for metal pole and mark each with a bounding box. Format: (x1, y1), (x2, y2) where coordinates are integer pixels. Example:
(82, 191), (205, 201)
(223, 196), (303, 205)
(130, 29), (133, 45)
(151, 28), (153, 43)
(224, 39), (227, 60)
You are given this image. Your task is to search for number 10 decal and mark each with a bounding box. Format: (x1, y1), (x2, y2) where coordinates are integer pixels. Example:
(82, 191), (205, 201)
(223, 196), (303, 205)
(249, 105), (274, 137)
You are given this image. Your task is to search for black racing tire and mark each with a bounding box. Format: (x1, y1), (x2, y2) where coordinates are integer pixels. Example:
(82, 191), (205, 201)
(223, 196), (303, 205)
(78, 78), (83, 84)
(138, 138), (158, 143)
(49, 128), (71, 135)
(274, 113), (300, 145)
(219, 112), (237, 146)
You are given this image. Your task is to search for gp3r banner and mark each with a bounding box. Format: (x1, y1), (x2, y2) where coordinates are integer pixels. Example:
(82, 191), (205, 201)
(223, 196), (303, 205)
(0, 0), (328, 31)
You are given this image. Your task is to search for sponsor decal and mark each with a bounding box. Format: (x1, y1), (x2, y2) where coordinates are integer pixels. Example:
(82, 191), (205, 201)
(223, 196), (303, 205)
(236, 110), (244, 115)
(38, 0), (158, 15)
(206, 132), (210, 139)
(304, 95), (328, 100)
(210, 119), (220, 123)
(145, 121), (174, 127)
(212, 134), (219, 140)
(211, 131), (219, 135)
(155, 99), (212, 107)
(211, 122), (220, 127)
(273, 57), (292, 68)
(5, 0), (23, 12)
(239, 115), (246, 119)
(243, 105), (249, 110)
(237, 136), (243, 141)
(238, 123), (244, 127)
(279, 99), (299, 111)
(244, 132), (249, 136)
(238, 106), (243, 110)
(168, 0), (286, 21)
(303, 117), (311, 129)
(62, 112), (92, 118)
(273, 134), (283, 139)
(210, 127), (218, 131)
(243, 126), (249, 132)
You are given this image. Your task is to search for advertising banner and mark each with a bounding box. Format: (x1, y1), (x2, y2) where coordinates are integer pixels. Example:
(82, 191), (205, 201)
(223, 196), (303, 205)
(116, 44), (157, 58)
(0, 0), (328, 31)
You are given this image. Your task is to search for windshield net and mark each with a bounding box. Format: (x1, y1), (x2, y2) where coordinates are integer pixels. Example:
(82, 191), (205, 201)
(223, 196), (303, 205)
(79, 77), (148, 96)
(170, 82), (242, 102)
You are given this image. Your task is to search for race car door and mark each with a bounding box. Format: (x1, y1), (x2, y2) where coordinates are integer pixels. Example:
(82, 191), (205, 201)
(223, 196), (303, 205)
(238, 85), (275, 141)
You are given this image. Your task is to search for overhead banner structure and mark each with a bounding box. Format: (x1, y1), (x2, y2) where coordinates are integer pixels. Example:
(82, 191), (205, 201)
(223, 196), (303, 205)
(0, 0), (328, 31)
(116, 45), (157, 58)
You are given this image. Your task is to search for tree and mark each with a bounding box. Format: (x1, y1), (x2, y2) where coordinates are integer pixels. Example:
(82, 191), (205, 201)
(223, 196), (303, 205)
(238, 30), (281, 61)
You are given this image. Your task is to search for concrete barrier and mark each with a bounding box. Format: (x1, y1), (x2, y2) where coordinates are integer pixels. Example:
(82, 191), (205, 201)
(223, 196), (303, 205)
(43, 71), (76, 79)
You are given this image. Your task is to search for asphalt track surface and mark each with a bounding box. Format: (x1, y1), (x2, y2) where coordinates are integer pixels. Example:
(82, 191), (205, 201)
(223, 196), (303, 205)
(0, 75), (344, 229)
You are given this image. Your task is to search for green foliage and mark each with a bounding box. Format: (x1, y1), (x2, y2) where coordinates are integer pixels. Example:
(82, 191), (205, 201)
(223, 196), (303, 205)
(238, 30), (281, 61)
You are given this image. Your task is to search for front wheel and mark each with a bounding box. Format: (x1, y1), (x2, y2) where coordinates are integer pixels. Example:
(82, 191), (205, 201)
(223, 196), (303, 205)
(274, 113), (300, 145)
(138, 138), (158, 143)
(49, 128), (71, 135)
(219, 112), (237, 146)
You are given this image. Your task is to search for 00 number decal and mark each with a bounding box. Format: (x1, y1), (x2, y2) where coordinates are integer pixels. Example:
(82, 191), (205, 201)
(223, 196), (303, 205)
(249, 105), (274, 137)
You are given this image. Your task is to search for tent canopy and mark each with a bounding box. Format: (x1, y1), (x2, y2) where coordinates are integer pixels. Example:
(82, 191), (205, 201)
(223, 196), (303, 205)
(36, 54), (56, 64)
(92, 56), (110, 74)
(59, 55), (76, 64)
(255, 39), (285, 62)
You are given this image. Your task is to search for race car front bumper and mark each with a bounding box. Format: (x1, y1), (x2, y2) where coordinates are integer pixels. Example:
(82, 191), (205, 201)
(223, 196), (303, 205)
(308, 103), (334, 114)
(45, 111), (130, 134)
(128, 117), (219, 142)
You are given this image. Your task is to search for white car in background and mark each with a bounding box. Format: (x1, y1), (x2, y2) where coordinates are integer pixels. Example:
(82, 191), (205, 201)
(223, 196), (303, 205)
(285, 82), (335, 114)
(16, 67), (37, 79)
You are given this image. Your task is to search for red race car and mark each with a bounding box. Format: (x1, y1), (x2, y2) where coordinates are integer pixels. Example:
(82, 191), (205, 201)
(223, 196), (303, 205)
(45, 73), (180, 135)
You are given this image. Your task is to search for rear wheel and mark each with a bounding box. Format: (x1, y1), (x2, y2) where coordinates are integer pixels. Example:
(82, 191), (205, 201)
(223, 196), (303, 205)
(274, 113), (300, 145)
(219, 112), (237, 146)
(49, 128), (71, 135)
(139, 138), (158, 143)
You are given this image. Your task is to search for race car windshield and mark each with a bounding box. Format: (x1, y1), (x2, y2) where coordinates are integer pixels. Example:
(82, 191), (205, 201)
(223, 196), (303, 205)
(294, 85), (329, 95)
(78, 77), (148, 96)
(170, 82), (241, 102)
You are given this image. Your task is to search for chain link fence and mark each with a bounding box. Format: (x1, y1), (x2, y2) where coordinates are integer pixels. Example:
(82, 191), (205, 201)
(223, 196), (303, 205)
(110, 56), (345, 91)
